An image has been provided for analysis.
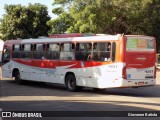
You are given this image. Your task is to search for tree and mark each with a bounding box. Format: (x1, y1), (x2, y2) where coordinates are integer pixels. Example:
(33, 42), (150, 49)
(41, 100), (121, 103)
(143, 0), (160, 52)
(0, 3), (51, 40)
(68, 0), (154, 34)
(47, 0), (74, 34)
(50, 0), (153, 34)
(47, 12), (73, 34)
(50, 0), (160, 50)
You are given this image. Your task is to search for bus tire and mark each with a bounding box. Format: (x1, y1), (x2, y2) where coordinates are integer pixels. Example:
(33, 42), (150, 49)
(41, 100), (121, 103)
(65, 75), (82, 92)
(15, 71), (22, 84)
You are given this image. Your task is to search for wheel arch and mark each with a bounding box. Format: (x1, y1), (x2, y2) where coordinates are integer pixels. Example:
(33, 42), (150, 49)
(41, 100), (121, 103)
(12, 68), (20, 77)
(65, 72), (75, 84)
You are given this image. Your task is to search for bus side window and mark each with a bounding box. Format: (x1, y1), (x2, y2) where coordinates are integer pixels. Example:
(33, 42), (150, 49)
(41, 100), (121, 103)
(112, 42), (116, 62)
(75, 43), (81, 60)
(105, 42), (111, 61)
(75, 43), (92, 61)
(25, 44), (32, 59)
(107, 43), (111, 51)
(46, 43), (60, 60)
(92, 42), (111, 62)
(21, 44), (32, 59)
(12, 44), (21, 58)
(76, 43), (85, 60)
(31, 44), (34, 51)
(33, 44), (36, 51)
(21, 44), (24, 51)
(76, 43), (80, 51)
(60, 43), (75, 60)
(71, 43), (75, 50)
(33, 44), (46, 59)
(92, 43), (100, 61)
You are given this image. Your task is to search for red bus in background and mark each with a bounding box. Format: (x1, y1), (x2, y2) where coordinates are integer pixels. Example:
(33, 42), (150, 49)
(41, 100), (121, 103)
(1, 34), (157, 91)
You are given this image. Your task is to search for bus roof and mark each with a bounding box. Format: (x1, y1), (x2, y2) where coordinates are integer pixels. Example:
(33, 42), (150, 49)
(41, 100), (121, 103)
(21, 34), (120, 44)
(4, 34), (155, 45)
(125, 35), (155, 39)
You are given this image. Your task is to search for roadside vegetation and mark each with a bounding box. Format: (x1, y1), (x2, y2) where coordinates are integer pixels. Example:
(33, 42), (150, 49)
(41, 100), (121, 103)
(0, 0), (159, 51)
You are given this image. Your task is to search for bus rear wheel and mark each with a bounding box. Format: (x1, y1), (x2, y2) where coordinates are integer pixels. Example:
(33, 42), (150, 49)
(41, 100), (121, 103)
(15, 71), (22, 84)
(65, 75), (82, 92)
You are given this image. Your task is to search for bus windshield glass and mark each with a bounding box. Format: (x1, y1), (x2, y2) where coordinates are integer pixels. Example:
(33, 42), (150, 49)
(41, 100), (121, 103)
(126, 37), (154, 51)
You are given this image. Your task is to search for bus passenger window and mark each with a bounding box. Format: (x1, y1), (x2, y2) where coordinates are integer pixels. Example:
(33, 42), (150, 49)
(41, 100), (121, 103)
(105, 42), (111, 61)
(60, 43), (75, 60)
(93, 43), (98, 52)
(107, 43), (111, 51)
(46, 43), (60, 60)
(92, 43), (100, 61)
(92, 42), (111, 62)
(75, 43), (92, 61)
(12, 44), (21, 58)
(21, 44), (32, 59)
(112, 42), (116, 62)
(71, 43), (75, 50)
(75, 43), (82, 60)
(60, 43), (64, 51)
(33, 44), (46, 59)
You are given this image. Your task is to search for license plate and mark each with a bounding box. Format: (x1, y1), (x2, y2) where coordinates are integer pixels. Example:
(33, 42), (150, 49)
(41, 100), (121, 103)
(138, 82), (144, 85)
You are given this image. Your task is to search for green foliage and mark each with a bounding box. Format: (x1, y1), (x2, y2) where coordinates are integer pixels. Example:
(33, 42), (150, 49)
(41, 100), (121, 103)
(0, 3), (51, 40)
(49, 0), (159, 50)
(68, 0), (152, 34)
(143, 0), (160, 51)
(52, 7), (64, 15)
(48, 0), (74, 34)
(47, 12), (73, 34)
(50, 0), (151, 34)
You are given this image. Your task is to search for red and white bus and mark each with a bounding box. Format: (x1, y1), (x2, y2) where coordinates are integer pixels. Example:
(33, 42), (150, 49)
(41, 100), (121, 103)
(1, 34), (157, 91)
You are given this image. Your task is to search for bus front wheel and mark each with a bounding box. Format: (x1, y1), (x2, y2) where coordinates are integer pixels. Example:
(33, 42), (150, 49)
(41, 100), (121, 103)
(65, 75), (82, 92)
(15, 71), (22, 84)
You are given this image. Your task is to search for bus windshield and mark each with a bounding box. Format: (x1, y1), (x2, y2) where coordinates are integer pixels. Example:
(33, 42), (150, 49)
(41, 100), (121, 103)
(126, 37), (154, 51)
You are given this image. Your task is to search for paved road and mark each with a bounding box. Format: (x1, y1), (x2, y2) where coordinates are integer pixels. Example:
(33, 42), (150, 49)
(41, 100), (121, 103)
(0, 71), (160, 120)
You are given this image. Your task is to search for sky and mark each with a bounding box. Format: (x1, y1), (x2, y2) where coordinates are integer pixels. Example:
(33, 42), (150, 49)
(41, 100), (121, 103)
(0, 0), (56, 19)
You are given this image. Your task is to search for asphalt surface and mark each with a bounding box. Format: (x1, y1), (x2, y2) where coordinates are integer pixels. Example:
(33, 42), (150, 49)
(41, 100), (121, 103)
(0, 71), (160, 120)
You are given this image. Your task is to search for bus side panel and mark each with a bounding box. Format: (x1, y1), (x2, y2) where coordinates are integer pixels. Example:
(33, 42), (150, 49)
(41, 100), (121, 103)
(2, 62), (12, 78)
(45, 60), (62, 83)
(73, 62), (125, 88)
(12, 59), (46, 82)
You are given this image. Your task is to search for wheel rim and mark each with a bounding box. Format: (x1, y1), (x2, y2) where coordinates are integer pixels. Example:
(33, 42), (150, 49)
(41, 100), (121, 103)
(68, 78), (74, 89)
(15, 72), (21, 84)
(15, 74), (19, 81)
